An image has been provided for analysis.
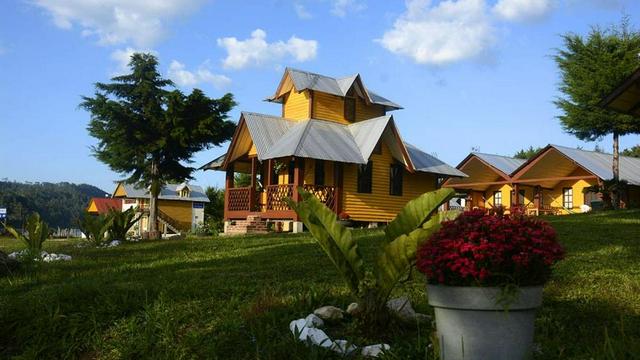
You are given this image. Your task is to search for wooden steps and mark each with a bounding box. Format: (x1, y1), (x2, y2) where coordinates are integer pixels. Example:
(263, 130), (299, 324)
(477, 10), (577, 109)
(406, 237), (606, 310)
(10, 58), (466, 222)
(224, 215), (269, 235)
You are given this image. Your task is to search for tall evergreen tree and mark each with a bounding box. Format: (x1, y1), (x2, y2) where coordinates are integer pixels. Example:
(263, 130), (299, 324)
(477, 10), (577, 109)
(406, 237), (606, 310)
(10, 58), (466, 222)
(554, 19), (640, 208)
(81, 53), (236, 238)
(622, 145), (640, 157)
(513, 146), (542, 160)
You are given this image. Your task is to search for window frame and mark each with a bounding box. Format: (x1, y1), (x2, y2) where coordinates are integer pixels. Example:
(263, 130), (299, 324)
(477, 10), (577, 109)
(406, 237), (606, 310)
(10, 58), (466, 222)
(357, 161), (373, 194)
(389, 163), (403, 196)
(563, 187), (573, 209)
(493, 191), (502, 207)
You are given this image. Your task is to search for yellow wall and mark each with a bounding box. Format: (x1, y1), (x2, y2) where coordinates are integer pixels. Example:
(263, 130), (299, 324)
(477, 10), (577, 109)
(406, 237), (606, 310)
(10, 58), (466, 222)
(283, 89), (310, 120)
(355, 96), (385, 120)
(113, 183), (127, 197)
(542, 179), (597, 214)
(484, 184), (513, 208)
(158, 200), (192, 230)
(313, 92), (347, 123)
(342, 142), (437, 222)
(87, 200), (98, 213)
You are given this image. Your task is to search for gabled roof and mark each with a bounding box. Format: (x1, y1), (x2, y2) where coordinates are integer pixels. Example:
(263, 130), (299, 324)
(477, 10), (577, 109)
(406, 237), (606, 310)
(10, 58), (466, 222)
(115, 183), (210, 202)
(268, 68), (403, 110)
(87, 198), (122, 214)
(471, 152), (527, 177)
(516, 144), (640, 186)
(206, 111), (464, 178)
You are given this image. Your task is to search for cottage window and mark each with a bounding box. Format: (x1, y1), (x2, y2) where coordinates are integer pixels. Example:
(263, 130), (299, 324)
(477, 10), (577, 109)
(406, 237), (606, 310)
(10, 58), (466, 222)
(563, 188), (573, 209)
(493, 191), (502, 206)
(357, 161), (373, 193)
(315, 160), (325, 186)
(180, 188), (190, 198)
(389, 164), (403, 196)
(344, 97), (356, 121)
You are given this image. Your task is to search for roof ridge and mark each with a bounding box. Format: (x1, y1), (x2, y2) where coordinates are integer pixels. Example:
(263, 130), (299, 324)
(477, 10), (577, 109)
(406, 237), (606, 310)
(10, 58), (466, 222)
(293, 120), (314, 155)
(472, 151), (523, 161)
(551, 144), (640, 161)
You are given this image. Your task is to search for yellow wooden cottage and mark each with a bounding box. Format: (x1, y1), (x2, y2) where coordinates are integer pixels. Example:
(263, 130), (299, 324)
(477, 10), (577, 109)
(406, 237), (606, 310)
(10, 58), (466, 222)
(202, 68), (465, 234)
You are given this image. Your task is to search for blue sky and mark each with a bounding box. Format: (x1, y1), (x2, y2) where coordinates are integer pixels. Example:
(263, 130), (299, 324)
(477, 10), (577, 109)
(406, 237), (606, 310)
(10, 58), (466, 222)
(1, 0), (639, 192)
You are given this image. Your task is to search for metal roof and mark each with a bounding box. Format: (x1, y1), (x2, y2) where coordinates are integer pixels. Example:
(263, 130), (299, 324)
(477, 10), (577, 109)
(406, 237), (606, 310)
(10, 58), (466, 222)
(550, 144), (640, 185)
(406, 143), (467, 177)
(282, 68), (403, 110)
(472, 152), (527, 176)
(119, 183), (209, 202)
(202, 112), (464, 178)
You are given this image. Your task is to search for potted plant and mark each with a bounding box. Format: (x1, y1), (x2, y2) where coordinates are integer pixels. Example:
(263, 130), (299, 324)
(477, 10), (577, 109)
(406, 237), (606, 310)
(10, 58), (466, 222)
(337, 212), (352, 227)
(416, 210), (564, 360)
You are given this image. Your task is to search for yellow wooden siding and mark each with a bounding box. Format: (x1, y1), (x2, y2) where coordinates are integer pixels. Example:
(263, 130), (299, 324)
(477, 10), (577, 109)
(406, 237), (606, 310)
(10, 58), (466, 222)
(283, 90), (310, 120)
(355, 96), (385, 120)
(342, 142), (437, 222)
(87, 200), (98, 213)
(248, 144), (257, 156)
(543, 179), (597, 214)
(313, 92), (347, 123)
(158, 200), (192, 230)
(113, 183), (127, 197)
(485, 184), (513, 208)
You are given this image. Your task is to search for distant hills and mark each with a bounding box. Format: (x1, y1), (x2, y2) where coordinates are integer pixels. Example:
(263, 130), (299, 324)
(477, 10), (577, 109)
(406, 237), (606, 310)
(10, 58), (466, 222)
(0, 181), (109, 228)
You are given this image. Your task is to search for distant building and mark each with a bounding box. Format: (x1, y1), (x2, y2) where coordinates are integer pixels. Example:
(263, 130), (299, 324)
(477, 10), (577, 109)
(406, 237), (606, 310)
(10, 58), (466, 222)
(87, 198), (122, 215)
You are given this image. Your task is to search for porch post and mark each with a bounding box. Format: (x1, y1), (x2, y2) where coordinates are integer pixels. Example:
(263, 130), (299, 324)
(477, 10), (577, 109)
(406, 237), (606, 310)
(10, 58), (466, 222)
(513, 183), (520, 207)
(333, 162), (343, 214)
(224, 162), (235, 220)
(249, 157), (258, 211)
(266, 159), (274, 186)
(534, 186), (541, 209)
(292, 157), (305, 202)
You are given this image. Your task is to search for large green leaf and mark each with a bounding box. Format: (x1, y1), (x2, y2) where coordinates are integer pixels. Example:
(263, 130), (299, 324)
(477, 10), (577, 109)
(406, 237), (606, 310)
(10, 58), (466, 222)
(384, 188), (454, 242)
(288, 189), (364, 295)
(375, 211), (458, 300)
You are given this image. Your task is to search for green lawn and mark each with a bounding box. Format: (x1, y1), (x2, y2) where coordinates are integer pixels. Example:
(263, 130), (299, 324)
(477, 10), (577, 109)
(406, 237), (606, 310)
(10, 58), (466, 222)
(1, 210), (639, 359)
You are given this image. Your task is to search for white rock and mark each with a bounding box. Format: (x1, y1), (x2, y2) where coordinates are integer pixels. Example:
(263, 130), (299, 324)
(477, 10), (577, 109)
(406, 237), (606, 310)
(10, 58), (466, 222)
(8, 252), (18, 259)
(580, 204), (592, 213)
(361, 344), (390, 358)
(313, 306), (344, 322)
(305, 328), (333, 348)
(387, 296), (431, 324)
(331, 339), (358, 355)
(289, 318), (307, 335)
(108, 240), (121, 247)
(304, 314), (324, 328)
(346, 302), (360, 316)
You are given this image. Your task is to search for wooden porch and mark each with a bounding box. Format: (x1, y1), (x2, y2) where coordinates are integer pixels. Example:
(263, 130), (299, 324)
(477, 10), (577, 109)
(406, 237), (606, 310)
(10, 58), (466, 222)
(223, 157), (343, 220)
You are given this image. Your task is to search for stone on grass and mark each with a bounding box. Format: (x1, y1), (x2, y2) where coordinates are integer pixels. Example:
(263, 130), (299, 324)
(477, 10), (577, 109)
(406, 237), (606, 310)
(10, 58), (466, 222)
(42, 252), (72, 262)
(313, 306), (344, 322)
(387, 296), (431, 324)
(304, 313), (324, 328)
(331, 339), (358, 355)
(346, 302), (361, 316)
(290, 319), (307, 334)
(305, 328), (333, 348)
(361, 343), (390, 358)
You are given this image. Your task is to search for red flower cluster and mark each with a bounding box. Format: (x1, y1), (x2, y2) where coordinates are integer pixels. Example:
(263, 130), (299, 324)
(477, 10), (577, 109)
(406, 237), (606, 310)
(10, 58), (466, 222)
(417, 210), (564, 286)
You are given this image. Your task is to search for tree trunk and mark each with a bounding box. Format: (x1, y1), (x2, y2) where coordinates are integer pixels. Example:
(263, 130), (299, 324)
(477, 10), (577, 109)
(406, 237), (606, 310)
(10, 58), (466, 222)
(148, 160), (161, 239)
(611, 132), (620, 209)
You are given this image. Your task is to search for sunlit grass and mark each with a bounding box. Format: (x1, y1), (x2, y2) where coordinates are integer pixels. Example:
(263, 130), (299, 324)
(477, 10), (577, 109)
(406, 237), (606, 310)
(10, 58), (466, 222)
(1, 210), (639, 359)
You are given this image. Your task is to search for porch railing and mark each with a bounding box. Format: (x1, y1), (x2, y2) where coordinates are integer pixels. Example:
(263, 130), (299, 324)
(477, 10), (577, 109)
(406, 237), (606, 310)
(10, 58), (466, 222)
(303, 184), (337, 210)
(228, 186), (252, 212)
(266, 184), (294, 211)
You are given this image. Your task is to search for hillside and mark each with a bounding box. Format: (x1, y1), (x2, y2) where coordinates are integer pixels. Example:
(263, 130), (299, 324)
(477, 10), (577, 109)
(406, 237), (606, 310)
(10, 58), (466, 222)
(0, 181), (108, 228)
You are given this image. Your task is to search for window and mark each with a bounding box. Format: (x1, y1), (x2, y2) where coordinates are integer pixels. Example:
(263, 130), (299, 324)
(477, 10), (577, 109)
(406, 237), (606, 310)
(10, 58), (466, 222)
(493, 191), (502, 206)
(344, 97), (356, 121)
(563, 188), (573, 209)
(389, 164), (403, 196)
(357, 161), (373, 193)
(315, 160), (325, 186)
(179, 188), (190, 198)
(510, 189), (525, 205)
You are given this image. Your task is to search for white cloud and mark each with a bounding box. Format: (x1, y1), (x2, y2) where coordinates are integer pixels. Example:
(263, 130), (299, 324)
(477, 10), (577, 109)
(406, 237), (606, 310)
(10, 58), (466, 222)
(294, 2), (312, 19)
(168, 60), (231, 89)
(379, 0), (495, 66)
(217, 29), (318, 70)
(493, 0), (553, 22)
(33, 0), (205, 47)
(331, 0), (366, 17)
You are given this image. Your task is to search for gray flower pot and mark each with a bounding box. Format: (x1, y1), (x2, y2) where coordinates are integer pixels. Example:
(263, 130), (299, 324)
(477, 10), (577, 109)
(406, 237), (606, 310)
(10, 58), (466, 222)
(427, 285), (543, 360)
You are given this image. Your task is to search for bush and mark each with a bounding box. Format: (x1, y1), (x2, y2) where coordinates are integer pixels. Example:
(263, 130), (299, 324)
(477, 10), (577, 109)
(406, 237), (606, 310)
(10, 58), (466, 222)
(108, 208), (141, 240)
(417, 210), (564, 287)
(2, 213), (50, 259)
(78, 212), (112, 247)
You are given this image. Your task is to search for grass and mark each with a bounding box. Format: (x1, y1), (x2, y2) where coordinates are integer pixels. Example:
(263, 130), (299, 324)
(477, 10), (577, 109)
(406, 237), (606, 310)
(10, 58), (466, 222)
(1, 210), (639, 359)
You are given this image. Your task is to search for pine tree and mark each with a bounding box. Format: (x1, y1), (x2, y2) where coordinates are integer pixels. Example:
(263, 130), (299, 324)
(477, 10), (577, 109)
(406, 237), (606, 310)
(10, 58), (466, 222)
(81, 53), (236, 238)
(554, 18), (640, 208)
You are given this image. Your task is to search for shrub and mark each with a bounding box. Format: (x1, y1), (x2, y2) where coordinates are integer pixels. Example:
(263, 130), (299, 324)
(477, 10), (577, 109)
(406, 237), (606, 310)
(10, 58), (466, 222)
(2, 213), (50, 259)
(78, 212), (112, 247)
(416, 210), (564, 287)
(108, 208), (141, 240)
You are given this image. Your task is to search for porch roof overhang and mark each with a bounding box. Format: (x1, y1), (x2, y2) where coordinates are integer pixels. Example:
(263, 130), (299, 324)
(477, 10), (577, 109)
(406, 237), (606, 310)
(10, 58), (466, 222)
(443, 153), (520, 191)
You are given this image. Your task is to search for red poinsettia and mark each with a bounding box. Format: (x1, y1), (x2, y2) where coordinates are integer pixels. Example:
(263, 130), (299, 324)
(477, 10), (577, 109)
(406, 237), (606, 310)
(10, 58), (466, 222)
(416, 210), (564, 287)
